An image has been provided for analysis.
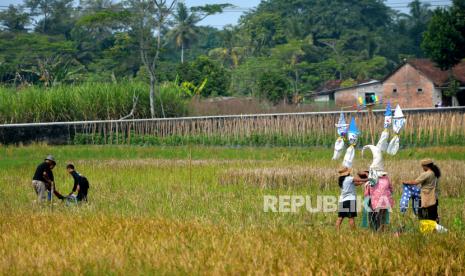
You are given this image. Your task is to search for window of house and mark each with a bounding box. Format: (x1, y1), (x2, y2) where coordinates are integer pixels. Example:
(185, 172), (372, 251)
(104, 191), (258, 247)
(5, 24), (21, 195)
(365, 92), (376, 104)
(417, 88), (423, 93)
(393, 88), (397, 93)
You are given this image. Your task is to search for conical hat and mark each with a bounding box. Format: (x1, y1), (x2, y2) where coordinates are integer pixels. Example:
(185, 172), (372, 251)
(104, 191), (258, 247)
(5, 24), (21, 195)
(384, 101), (392, 116)
(348, 117), (359, 134)
(335, 113), (347, 127)
(393, 104), (404, 118)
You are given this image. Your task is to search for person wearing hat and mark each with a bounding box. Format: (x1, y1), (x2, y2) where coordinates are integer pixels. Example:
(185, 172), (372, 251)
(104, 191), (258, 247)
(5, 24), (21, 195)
(403, 159), (441, 222)
(32, 155), (64, 202)
(336, 167), (366, 230)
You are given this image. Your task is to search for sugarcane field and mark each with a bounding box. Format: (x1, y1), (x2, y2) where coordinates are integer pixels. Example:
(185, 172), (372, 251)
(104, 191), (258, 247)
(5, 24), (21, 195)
(1, 0), (465, 275)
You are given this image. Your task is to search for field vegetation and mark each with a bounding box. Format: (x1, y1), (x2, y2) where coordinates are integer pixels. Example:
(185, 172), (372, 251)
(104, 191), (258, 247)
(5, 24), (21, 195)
(0, 82), (188, 123)
(1, 145), (464, 274)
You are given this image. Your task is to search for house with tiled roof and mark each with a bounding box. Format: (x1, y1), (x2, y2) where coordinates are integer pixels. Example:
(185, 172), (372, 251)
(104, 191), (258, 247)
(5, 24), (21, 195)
(310, 79), (382, 105)
(310, 80), (342, 102)
(309, 59), (465, 108)
(382, 59), (465, 107)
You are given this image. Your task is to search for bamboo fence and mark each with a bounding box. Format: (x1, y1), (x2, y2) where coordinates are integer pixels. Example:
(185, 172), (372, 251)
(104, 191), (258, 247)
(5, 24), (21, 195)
(1, 107), (464, 146)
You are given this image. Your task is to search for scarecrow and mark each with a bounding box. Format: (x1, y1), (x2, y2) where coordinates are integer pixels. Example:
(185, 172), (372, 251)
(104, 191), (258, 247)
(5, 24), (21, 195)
(332, 113), (348, 160)
(360, 144), (391, 229)
(376, 101), (392, 152)
(387, 104), (406, 155)
(342, 117), (359, 168)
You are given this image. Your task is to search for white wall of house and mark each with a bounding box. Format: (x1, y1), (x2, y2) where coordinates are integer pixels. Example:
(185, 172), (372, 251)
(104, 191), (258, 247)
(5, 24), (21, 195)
(433, 87), (442, 106)
(314, 94), (331, 102)
(335, 82), (383, 107)
(355, 83), (383, 100)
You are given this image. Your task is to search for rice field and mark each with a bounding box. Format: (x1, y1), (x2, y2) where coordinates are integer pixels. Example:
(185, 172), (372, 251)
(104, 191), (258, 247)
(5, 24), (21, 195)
(1, 144), (465, 275)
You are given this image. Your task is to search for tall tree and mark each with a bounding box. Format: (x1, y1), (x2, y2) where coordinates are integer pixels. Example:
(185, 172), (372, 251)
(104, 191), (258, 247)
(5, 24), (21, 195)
(170, 3), (231, 64)
(128, 0), (178, 118)
(171, 3), (199, 64)
(0, 5), (30, 32)
(26, 0), (75, 36)
(74, 0), (128, 71)
(422, 0), (465, 104)
(407, 0), (432, 56)
(25, 0), (53, 33)
(422, 7), (464, 70)
(78, 0), (117, 11)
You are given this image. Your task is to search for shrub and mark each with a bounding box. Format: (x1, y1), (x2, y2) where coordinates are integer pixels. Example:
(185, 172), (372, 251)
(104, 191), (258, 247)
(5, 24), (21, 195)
(177, 56), (230, 97)
(257, 70), (291, 104)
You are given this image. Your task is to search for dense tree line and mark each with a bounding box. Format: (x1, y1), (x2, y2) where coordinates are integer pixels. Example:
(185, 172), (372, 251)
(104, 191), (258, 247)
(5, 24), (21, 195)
(0, 0), (463, 113)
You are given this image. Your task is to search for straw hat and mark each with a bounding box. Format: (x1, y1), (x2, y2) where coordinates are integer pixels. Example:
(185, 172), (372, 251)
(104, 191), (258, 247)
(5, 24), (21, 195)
(421, 159), (434, 166)
(338, 167), (352, 177)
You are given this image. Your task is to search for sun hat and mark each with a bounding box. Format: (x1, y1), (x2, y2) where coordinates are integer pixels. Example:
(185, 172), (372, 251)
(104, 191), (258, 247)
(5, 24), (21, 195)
(421, 159), (434, 166)
(338, 167), (352, 177)
(45, 155), (56, 164)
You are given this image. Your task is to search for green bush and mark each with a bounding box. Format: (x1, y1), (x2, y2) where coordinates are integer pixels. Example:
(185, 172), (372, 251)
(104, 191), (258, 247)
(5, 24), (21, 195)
(177, 55), (230, 97)
(257, 70), (291, 104)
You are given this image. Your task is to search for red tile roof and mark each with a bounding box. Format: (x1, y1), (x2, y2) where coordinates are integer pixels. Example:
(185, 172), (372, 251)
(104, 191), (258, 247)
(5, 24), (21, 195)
(315, 79), (343, 93)
(407, 59), (465, 86)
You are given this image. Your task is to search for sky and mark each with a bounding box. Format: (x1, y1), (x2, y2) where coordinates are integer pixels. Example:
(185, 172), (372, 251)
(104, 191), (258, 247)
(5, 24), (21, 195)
(1, 0), (452, 28)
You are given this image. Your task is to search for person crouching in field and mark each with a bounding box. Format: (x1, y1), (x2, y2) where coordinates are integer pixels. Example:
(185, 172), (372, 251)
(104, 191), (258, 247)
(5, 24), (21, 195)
(66, 164), (89, 202)
(336, 167), (366, 230)
(32, 155), (65, 202)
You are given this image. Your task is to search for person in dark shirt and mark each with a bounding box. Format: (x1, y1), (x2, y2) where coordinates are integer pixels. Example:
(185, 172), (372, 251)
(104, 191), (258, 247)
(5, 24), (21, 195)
(32, 155), (64, 202)
(66, 164), (89, 202)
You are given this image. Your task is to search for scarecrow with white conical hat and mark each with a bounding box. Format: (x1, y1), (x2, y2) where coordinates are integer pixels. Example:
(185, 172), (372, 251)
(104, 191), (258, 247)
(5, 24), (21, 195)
(376, 101), (392, 152)
(332, 113), (348, 160)
(362, 145), (386, 186)
(342, 117), (360, 168)
(387, 104), (406, 155)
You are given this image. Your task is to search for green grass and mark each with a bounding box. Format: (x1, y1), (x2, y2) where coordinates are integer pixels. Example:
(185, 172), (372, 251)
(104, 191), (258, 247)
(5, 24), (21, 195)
(73, 131), (465, 148)
(1, 145), (464, 274)
(0, 82), (187, 123)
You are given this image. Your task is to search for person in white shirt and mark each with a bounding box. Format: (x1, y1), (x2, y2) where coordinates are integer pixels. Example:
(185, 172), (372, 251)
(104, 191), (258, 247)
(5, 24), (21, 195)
(336, 167), (366, 230)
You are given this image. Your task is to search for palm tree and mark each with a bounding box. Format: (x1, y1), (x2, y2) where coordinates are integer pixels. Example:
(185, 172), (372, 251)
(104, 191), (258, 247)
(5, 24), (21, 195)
(171, 3), (201, 64)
